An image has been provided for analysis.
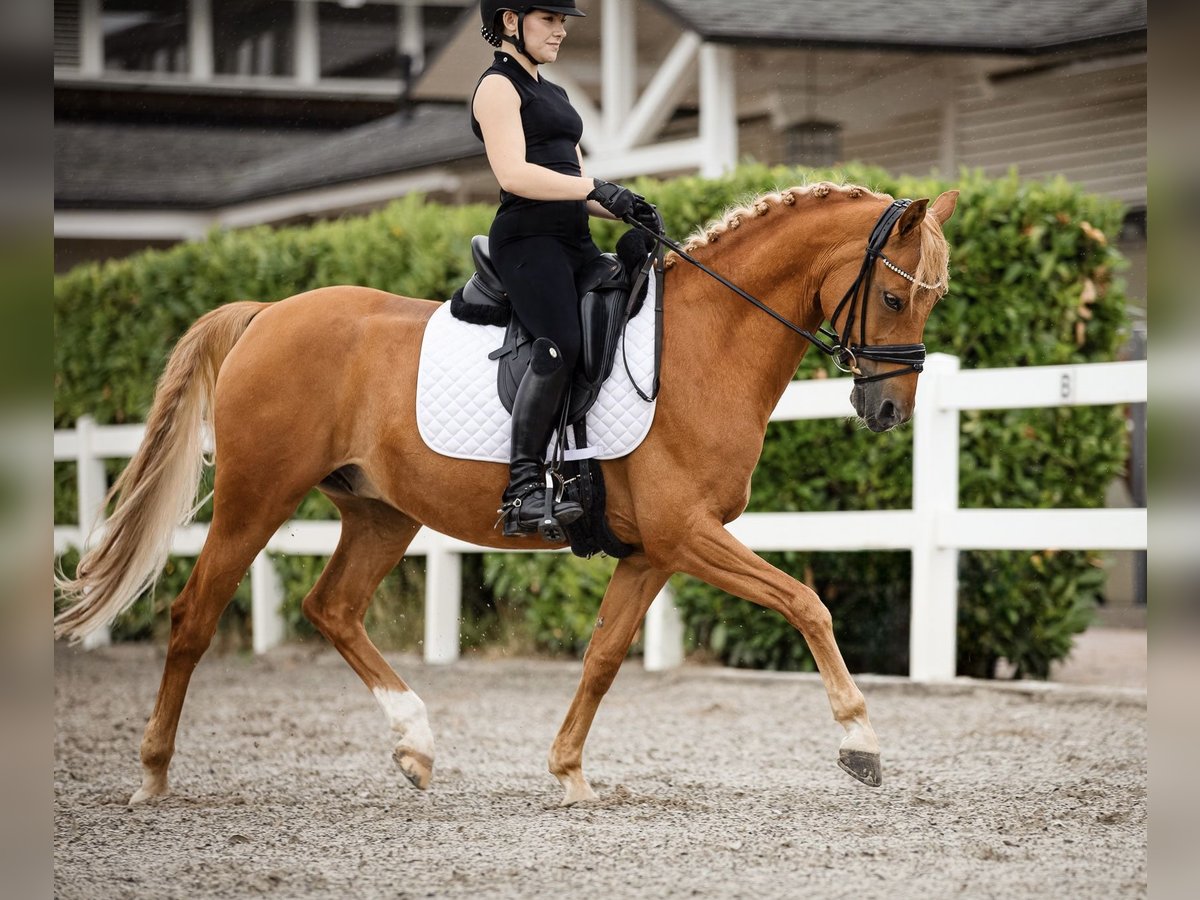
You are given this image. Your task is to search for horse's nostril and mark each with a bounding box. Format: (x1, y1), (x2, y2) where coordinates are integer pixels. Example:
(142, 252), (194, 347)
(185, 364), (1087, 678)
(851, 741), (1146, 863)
(879, 399), (897, 422)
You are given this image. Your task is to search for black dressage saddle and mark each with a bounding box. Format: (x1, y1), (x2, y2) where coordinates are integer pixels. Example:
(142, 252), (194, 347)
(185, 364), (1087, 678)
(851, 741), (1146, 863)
(448, 233), (652, 424)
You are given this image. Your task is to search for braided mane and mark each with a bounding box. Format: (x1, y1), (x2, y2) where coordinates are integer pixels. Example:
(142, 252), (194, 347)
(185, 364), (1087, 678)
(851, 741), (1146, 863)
(664, 181), (951, 298)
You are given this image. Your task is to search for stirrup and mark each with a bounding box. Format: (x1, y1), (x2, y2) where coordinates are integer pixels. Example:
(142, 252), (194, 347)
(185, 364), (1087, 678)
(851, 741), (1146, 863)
(495, 481), (581, 540)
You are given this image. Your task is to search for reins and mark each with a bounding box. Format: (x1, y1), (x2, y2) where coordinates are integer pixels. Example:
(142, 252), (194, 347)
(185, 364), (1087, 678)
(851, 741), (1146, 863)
(624, 199), (938, 386)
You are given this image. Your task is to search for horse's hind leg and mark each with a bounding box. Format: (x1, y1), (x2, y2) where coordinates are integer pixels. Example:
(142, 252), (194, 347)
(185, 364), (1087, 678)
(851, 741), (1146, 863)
(300, 497), (434, 790)
(548, 554), (670, 805)
(131, 477), (308, 805)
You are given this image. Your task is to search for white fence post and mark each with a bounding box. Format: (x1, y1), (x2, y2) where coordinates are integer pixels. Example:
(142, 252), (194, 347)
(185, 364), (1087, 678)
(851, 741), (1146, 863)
(643, 585), (684, 671)
(250, 553), (285, 654)
(76, 415), (111, 649)
(424, 533), (462, 664)
(909, 353), (961, 681)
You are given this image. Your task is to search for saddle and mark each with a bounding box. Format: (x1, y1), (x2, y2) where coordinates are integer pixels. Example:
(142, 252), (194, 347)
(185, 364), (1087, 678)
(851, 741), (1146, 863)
(447, 229), (659, 558)
(449, 232), (653, 425)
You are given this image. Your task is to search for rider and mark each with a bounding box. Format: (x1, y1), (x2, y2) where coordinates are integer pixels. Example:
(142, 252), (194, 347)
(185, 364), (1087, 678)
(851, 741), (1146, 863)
(472, 1), (658, 537)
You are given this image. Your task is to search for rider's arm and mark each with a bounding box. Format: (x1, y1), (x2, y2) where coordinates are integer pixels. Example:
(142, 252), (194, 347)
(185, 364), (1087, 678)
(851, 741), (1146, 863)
(577, 146), (616, 220)
(474, 75), (594, 201)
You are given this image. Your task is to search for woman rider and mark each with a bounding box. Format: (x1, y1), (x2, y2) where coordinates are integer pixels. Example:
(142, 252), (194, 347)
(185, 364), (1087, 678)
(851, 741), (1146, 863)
(472, 1), (658, 537)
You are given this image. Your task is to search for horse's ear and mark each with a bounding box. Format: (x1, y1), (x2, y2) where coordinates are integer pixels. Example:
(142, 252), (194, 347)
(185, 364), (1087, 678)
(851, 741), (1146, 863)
(896, 198), (929, 239)
(930, 190), (959, 225)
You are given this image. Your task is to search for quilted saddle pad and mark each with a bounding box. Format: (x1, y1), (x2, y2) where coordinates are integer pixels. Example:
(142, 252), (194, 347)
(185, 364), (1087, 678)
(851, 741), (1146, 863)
(416, 278), (658, 463)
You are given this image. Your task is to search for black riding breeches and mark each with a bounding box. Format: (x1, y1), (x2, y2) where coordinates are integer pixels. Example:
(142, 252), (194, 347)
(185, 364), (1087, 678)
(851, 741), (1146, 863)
(489, 231), (602, 372)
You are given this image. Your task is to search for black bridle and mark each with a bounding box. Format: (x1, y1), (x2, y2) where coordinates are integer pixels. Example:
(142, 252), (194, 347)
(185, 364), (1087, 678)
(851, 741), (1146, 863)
(627, 199), (937, 385)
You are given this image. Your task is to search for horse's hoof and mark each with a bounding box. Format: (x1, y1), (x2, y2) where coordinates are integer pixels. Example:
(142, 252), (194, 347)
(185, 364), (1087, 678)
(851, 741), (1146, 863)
(838, 749), (882, 787)
(128, 777), (169, 806)
(560, 783), (599, 807)
(393, 746), (433, 790)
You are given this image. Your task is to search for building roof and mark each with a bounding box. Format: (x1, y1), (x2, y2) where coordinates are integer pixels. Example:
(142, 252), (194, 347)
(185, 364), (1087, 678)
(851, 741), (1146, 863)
(55, 105), (480, 209)
(646, 0), (1146, 53)
(226, 105), (480, 202)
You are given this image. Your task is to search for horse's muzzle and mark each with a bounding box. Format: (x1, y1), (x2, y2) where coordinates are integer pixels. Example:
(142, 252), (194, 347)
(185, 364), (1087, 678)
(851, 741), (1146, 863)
(852, 387), (910, 433)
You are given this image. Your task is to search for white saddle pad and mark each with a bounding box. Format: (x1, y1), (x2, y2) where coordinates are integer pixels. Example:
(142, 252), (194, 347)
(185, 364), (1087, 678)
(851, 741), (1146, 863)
(416, 277), (658, 463)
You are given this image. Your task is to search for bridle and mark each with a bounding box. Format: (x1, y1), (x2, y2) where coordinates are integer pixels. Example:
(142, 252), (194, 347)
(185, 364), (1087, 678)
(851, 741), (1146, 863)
(627, 199), (942, 385)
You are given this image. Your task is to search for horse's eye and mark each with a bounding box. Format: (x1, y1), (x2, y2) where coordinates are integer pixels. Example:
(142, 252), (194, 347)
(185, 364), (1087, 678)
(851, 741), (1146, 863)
(883, 292), (904, 311)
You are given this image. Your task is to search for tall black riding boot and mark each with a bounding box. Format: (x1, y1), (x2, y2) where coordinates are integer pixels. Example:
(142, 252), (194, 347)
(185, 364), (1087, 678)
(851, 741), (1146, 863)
(499, 338), (583, 540)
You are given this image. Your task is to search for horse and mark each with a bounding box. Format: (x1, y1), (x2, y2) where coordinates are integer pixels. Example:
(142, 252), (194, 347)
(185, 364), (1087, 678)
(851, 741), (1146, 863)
(55, 182), (957, 807)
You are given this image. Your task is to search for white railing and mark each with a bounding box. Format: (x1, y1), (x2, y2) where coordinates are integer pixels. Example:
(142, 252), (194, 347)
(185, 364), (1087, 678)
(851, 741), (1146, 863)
(53, 354), (1147, 680)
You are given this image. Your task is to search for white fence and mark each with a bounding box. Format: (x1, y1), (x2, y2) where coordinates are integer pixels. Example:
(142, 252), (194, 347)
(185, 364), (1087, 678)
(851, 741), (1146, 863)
(53, 354), (1147, 680)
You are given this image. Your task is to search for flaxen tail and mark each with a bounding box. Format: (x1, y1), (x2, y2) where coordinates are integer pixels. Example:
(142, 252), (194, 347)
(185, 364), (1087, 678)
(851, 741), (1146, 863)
(54, 301), (270, 643)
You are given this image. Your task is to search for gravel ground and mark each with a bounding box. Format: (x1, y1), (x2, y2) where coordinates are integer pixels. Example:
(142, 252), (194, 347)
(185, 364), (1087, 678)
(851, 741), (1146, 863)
(54, 644), (1146, 899)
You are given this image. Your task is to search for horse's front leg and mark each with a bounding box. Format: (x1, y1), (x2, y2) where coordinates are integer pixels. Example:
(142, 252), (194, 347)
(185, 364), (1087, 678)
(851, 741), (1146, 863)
(661, 518), (882, 787)
(548, 554), (670, 805)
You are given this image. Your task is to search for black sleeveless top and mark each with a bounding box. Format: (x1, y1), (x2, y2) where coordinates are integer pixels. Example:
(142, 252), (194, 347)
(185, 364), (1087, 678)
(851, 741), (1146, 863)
(470, 51), (588, 242)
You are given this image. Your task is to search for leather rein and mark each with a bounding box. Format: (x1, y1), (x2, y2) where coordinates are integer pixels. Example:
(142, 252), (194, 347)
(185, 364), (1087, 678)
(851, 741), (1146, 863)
(625, 199), (939, 386)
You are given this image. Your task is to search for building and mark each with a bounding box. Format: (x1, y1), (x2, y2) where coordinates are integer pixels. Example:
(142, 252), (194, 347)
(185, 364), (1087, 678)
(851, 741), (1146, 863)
(55, 0), (1146, 310)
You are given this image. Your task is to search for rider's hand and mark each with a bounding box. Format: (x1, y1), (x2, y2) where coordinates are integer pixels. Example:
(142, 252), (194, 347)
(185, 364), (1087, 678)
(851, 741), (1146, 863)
(630, 197), (662, 233)
(588, 179), (639, 219)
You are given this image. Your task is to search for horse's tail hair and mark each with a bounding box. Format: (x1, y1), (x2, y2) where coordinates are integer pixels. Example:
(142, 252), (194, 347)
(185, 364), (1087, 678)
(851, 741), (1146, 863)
(54, 301), (270, 643)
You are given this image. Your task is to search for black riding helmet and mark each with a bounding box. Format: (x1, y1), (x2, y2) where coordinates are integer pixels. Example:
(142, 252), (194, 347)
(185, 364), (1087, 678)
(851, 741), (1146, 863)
(480, 1), (586, 65)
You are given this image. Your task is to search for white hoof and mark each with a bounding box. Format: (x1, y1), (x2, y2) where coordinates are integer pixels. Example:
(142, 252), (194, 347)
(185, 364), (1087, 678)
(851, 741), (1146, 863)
(558, 774), (599, 807)
(128, 775), (168, 806)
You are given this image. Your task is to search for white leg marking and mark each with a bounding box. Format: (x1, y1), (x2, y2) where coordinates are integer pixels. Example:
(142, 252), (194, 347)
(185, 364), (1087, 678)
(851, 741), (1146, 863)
(372, 688), (435, 759)
(840, 715), (880, 754)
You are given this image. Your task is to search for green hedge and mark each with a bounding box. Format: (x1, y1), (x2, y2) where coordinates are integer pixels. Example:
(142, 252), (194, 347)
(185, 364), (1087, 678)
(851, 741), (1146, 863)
(54, 163), (1130, 675)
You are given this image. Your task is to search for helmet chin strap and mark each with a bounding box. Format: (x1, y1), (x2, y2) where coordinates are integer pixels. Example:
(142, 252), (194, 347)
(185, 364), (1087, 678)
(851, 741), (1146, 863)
(511, 11), (543, 66)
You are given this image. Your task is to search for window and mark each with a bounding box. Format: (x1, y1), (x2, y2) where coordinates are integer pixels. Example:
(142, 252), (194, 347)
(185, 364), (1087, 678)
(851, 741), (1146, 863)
(783, 120), (843, 168)
(318, 1), (403, 79)
(54, 0), (81, 68)
(102, 0), (188, 74)
(213, 0), (295, 77)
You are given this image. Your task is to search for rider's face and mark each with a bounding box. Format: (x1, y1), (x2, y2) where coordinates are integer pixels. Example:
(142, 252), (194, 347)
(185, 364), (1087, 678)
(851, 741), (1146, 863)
(503, 10), (568, 63)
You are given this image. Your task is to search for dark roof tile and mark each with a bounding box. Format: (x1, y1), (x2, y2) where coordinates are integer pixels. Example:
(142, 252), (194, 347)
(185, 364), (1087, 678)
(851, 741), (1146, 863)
(648, 0), (1145, 52)
(55, 106), (481, 208)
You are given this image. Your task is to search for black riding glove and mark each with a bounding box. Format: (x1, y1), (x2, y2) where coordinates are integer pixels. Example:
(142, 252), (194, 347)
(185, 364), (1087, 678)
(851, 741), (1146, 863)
(588, 179), (639, 220)
(630, 197), (662, 233)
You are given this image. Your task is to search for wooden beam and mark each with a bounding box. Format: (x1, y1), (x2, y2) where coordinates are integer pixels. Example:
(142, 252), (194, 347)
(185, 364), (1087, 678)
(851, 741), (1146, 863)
(615, 31), (700, 150)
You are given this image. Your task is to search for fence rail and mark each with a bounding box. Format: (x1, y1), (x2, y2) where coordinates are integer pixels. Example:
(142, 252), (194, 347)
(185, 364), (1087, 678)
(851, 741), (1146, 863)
(53, 354), (1147, 679)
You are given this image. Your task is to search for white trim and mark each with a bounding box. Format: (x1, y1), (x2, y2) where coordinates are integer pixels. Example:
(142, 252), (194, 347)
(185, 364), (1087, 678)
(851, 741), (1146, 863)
(584, 137), (705, 180)
(53, 68), (404, 98)
(698, 43), (737, 177)
(79, 0), (102, 77)
(55, 171), (463, 240)
(214, 170), (461, 228)
(295, 0), (319, 85)
(601, 0), (636, 137)
(189, 0), (213, 82)
(400, 3), (425, 76)
(54, 210), (213, 241)
(615, 31), (701, 151)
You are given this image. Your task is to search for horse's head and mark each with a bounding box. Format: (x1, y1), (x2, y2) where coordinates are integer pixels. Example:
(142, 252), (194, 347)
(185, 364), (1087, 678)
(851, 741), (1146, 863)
(817, 190), (958, 432)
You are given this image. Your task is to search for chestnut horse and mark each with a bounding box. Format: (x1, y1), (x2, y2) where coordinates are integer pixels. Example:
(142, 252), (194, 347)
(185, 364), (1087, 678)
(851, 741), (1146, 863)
(56, 182), (957, 806)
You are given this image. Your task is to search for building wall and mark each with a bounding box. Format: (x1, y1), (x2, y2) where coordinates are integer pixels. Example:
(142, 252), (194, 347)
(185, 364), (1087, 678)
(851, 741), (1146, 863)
(843, 58), (1146, 211)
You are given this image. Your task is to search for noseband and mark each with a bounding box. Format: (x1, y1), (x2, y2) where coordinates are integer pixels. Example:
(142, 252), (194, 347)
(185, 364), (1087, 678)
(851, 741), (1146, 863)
(820, 199), (929, 384)
(629, 199), (937, 385)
